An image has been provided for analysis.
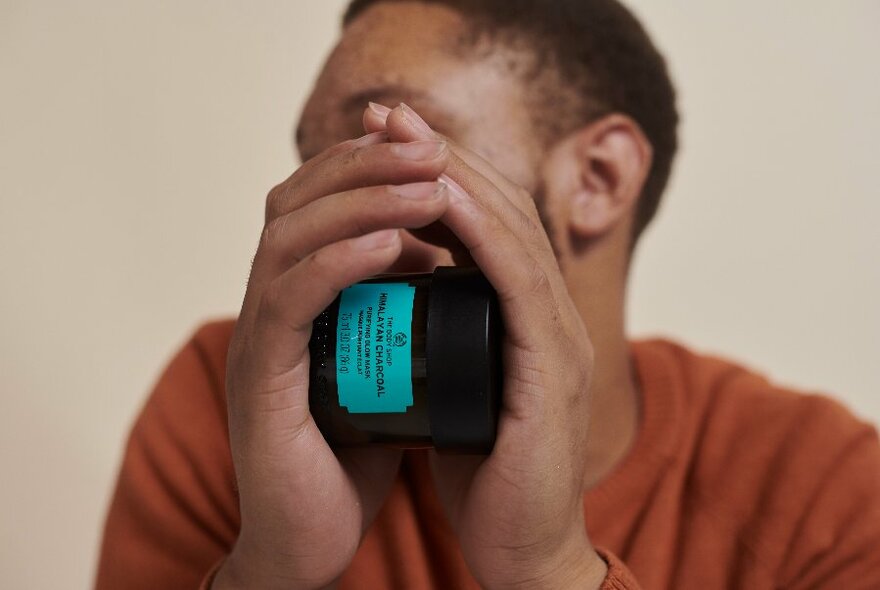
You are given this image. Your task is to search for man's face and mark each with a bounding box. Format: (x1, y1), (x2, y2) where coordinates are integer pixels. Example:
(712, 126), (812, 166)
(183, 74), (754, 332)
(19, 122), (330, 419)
(297, 3), (550, 271)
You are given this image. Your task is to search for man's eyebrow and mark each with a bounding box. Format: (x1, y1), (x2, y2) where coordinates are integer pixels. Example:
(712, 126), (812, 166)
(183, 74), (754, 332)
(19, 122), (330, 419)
(295, 85), (440, 160)
(341, 85), (429, 113)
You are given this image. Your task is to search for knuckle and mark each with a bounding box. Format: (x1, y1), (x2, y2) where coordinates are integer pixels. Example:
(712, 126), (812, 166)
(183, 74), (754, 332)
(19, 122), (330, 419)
(257, 279), (284, 320)
(341, 145), (367, 171)
(484, 203), (507, 234)
(514, 187), (547, 236)
(343, 191), (375, 235)
(569, 334), (593, 374)
(259, 214), (288, 256)
(308, 248), (348, 295)
(380, 183), (399, 199)
(308, 244), (335, 278)
(525, 256), (551, 296)
(553, 343), (591, 411)
(521, 212), (543, 244)
(265, 181), (289, 221)
(567, 328), (593, 380)
(581, 340), (595, 370)
(258, 225), (273, 254)
(571, 351), (594, 406)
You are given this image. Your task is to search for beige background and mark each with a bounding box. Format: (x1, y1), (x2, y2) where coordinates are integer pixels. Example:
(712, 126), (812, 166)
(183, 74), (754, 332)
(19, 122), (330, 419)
(1, 1), (878, 587)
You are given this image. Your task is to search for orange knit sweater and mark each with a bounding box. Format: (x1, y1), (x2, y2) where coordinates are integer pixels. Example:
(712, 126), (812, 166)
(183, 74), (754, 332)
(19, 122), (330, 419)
(95, 320), (880, 589)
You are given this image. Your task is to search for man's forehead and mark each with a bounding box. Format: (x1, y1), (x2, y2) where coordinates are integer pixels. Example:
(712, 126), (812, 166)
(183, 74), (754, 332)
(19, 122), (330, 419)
(294, 5), (469, 151)
(295, 2), (541, 189)
(326, 3), (466, 85)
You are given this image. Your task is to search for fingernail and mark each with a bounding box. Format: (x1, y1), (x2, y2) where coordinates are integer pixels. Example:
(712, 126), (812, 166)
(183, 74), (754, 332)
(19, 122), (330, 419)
(399, 102), (434, 135)
(439, 174), (469, 201)
(394, 182), (447, 200)
(391, 140), (447, 161)
(368, 102), (392, 121)
(354, 229), (400, 250)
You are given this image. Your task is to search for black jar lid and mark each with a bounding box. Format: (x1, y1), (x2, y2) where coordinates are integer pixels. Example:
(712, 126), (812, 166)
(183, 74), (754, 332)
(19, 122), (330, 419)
(426, 266), (503, 454)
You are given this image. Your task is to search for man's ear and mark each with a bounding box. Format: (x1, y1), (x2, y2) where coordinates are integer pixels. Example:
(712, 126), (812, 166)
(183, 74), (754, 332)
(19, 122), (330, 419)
(566, 114), (652, 240)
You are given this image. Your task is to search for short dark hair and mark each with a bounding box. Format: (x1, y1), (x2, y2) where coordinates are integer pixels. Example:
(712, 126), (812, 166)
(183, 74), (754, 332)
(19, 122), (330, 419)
(343, 0), (679, 242)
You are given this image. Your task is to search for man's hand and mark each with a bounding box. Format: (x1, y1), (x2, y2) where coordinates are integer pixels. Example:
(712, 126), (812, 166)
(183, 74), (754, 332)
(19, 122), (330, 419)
(213, 132), (452, 589)
(364, 102), (608, 589)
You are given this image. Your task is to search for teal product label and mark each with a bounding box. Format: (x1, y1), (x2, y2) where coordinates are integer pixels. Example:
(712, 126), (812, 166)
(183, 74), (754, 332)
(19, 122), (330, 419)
(335, 282), (416, 413)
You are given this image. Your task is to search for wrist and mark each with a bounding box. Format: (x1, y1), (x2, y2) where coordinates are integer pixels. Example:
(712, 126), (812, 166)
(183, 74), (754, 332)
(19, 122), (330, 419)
(485, 535), (607, 590)
(211, 543), (340, 590)
(211, 547), (274, 590)
(554, 548), (608, 590)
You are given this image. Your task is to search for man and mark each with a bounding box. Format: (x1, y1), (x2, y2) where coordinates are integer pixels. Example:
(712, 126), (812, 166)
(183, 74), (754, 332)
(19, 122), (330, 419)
(95, 1), (880, 588)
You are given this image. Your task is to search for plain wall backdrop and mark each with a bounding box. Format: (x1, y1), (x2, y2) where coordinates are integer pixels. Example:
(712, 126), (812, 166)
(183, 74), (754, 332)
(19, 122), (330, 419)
(1, 1), (878, 587)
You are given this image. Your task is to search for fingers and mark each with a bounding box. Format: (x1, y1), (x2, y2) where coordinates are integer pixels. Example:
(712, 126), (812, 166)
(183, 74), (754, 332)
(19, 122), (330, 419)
(251, 181), (449, 288)
(363, 102), (391, 134)
(266, 137), (449, 223)
(248, 229), (405, 379)
(283, 130), (387, 193)
(388, 104), (539, 217)
(372, 104), (554, 259)
(240, 114), (454, 377)
(439, 182), (561, 347)
(364, 102), (564, 293)
(367, 109), (563, 337)
(363, 102), (519, 198)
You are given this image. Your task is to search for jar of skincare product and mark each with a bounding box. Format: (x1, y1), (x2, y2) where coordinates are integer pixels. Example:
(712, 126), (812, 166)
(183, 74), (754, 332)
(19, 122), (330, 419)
(308, 266), (502, 454)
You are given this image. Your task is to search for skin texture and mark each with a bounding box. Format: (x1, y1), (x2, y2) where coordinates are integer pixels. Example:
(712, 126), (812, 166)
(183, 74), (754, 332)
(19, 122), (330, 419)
(214, 3), (652, 589)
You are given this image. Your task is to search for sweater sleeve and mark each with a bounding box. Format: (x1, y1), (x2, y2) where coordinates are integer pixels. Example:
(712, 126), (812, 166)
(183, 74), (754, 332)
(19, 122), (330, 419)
(595, 548), (642, 589)
(94, 322), (239, 590)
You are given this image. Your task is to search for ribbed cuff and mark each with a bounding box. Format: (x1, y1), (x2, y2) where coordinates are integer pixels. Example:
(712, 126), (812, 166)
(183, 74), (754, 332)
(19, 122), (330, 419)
(595, 547), (641, 590)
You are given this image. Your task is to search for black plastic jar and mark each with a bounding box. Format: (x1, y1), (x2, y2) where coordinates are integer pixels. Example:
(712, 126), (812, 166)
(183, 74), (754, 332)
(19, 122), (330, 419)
(308, 266), (502, 454)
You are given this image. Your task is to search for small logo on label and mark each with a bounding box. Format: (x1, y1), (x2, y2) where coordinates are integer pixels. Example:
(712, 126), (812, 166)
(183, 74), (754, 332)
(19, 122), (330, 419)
(393, 332), (407, 347)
